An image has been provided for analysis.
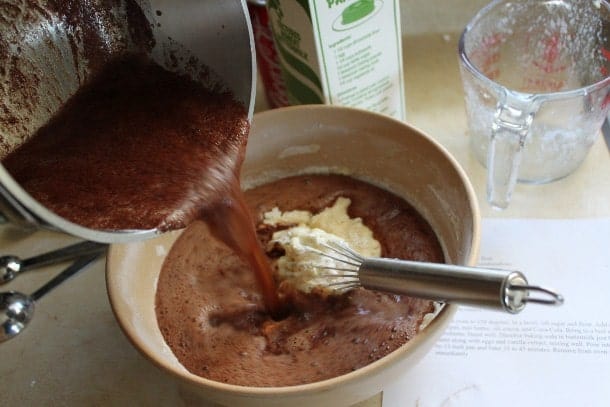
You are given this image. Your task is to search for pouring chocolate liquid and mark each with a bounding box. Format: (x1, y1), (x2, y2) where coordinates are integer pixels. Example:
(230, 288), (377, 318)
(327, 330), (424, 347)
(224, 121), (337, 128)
(0, 1), (284, 313)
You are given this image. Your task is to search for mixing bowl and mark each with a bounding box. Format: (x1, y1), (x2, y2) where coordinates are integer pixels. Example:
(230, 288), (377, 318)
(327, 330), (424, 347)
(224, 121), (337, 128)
(106, 105), (480, 406)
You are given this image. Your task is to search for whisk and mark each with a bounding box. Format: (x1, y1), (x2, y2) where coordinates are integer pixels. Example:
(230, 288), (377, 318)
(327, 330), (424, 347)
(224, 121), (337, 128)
(310, 241), (564, 314)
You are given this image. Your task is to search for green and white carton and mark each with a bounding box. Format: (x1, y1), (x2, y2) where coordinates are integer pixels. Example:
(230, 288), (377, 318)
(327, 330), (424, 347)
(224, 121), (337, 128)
(266, 0), (406, 120)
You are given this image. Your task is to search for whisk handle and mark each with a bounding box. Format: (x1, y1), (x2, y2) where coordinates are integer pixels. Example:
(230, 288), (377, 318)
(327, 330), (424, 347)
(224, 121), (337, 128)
(358, 258), (558, 313)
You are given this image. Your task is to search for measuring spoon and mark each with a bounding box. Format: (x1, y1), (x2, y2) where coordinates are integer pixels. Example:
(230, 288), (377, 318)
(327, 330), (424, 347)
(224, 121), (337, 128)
(0, 252), (104, 343)
(0, 240), (106, 284)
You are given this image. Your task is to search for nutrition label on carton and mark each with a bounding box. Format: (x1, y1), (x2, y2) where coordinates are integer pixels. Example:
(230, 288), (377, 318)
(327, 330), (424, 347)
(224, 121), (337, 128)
(311, 0), (405, 118)
(267, 0), (405, 120)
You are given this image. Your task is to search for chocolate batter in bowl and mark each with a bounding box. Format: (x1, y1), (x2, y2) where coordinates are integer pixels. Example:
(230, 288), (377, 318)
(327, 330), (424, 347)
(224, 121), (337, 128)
(107, 106), (481, 406)
(0, 0), (255, 243)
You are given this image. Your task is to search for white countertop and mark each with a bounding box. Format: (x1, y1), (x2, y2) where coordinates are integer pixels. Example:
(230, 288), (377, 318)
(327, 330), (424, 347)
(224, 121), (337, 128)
(0, 32), (608, 406)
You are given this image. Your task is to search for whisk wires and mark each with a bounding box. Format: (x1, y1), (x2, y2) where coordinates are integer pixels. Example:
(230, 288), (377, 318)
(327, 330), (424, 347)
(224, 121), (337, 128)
(303, 240), (366, 292)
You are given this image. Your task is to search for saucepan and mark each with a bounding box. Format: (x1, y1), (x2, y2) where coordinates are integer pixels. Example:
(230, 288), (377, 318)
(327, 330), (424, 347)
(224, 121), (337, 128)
(0, 0), (255, 243)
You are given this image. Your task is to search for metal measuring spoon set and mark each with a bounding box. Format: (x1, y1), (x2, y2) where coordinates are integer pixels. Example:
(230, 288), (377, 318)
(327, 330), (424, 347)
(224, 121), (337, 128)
(0, 241), (107, 342)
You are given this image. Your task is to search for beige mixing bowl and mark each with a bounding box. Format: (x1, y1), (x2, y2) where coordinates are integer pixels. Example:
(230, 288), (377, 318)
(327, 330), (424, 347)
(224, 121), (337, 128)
(106, 105), (480, 406)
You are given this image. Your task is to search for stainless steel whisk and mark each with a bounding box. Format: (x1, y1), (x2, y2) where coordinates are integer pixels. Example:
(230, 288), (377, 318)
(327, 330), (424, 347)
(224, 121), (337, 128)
(312, 242), (564, 314)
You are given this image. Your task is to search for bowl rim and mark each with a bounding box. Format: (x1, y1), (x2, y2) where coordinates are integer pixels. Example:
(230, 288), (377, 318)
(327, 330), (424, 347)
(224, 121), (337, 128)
(106, 104), (481, 398)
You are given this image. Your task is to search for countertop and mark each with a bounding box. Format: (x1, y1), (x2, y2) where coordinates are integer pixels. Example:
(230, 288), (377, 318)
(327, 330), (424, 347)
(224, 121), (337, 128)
(1, 32), (609, 407)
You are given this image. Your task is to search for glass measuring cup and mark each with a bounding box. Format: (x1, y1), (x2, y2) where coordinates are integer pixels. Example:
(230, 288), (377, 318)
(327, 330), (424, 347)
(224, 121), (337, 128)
(459, 0), (610, 209)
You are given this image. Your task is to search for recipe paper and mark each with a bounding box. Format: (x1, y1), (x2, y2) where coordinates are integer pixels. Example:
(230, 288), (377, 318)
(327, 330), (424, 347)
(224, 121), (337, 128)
(383, 218), (610, 407)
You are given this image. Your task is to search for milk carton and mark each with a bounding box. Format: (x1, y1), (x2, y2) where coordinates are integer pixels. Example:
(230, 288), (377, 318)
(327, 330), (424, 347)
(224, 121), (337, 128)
(266, 0), (406, 120)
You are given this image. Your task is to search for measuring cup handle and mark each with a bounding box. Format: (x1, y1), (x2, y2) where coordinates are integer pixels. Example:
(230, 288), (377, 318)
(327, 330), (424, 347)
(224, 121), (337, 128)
(487, 97), (539, 209)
